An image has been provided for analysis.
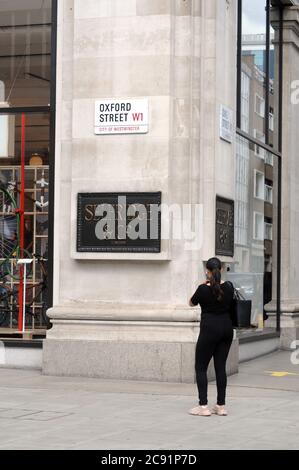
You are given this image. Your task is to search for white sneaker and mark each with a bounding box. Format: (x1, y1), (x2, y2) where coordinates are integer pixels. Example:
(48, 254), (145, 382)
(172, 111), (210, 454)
(189, 405), (211, 416)
(212, 404), (228, 416)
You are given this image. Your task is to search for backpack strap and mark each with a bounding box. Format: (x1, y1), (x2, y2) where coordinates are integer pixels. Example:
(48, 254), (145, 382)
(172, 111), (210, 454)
(226, 281), (246, 300)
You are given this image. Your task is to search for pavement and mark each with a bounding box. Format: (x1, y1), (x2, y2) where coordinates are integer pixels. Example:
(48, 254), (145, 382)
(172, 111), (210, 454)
(0, 350), (298, 450)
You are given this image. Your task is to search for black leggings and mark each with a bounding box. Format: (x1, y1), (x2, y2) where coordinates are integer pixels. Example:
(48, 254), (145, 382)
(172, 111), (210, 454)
(195, 314), (233, 406)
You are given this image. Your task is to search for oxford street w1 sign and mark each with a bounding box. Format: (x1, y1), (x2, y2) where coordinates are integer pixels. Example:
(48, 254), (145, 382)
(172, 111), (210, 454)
(94, 98), (149, 135)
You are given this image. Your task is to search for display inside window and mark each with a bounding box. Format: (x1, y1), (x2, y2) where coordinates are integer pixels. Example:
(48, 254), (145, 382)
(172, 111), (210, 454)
(0, 113), (50, 333)
(0, 0), (53, 337)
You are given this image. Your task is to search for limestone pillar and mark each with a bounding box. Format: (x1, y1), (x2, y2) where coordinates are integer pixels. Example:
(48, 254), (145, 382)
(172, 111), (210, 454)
(42, 0), (239, 380)
(266, 5), (299, 350)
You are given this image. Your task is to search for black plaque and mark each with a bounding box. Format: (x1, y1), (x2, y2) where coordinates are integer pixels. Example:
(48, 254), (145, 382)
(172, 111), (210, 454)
(77, 192), (161, 253)
(215, 196), (234, 257)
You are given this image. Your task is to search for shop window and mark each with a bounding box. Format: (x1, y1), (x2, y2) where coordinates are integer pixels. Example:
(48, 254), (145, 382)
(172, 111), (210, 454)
(0, 113), (50, 330)
(236, 0), (283, 331)
(0, 1), (52, 108)
(0, 0), (54, 334)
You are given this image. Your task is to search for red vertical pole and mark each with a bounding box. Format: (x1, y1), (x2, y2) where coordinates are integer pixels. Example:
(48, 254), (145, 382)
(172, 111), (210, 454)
(18, 113), (26, 331)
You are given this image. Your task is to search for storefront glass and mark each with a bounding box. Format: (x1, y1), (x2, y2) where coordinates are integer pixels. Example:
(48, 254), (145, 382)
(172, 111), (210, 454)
(0, 112), (50, 330)
(228, 137), (278, 328)
(0, 0), (52, 107)
(241, 0), (267, 140)
(0, 1), (54, 334)
(240, 0), (280, 145)
(236, 0), (283, 330)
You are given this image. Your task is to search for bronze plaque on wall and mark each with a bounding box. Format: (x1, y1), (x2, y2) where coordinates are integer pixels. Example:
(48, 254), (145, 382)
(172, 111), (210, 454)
(77, 192), (161, 253)
(215, 196), (234, 257)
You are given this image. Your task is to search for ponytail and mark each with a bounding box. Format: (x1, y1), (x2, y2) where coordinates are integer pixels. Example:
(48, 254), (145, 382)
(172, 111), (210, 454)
(206, 258), (224, 302)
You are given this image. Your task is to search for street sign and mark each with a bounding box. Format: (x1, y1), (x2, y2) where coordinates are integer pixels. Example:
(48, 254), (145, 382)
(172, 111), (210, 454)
(94, 98), (149, 135)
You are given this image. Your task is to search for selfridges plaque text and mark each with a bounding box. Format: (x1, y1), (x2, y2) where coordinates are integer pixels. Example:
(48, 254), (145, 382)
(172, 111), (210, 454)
(77, 192), (161, 253)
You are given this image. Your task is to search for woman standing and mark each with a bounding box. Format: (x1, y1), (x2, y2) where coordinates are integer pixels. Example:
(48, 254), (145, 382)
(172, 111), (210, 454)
(188, 257), (234, 416)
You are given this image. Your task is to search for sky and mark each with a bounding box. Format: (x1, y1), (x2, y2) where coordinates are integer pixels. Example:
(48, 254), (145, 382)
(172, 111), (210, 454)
(242, 0), (267, 35)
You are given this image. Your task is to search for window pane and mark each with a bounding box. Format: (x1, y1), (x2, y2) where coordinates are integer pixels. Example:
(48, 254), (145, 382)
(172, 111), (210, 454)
(0, 111), (50, 330)
(238, 1), (281, 152)
(241, 0), (267, 139)
(0, 0), (52, 107)
(229, 136), (278, 330)
(269, 22), (279, 147)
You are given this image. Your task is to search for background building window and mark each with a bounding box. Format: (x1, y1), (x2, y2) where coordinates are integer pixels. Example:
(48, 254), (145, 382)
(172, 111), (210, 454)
(254, 129), (265, 158)
(265, 184), (273, 203)
(264, 222), (273, 241)
(254, 170), (265, 200)
(253, 212), (264, 241)
(269, 107), (274, 131)
(265, 151), (274, 166)
(241, 71), (250, 133)
(255, 93), (265, 117)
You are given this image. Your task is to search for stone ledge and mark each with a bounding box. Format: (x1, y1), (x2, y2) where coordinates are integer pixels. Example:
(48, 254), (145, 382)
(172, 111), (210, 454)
(46, 303), (199, 322)
(239, 337), (280, 363)
(42, 337), (239, 383)
(46, 319), (200, 342)
(238, 328), (279, 344)
(265, 301), (299, 314)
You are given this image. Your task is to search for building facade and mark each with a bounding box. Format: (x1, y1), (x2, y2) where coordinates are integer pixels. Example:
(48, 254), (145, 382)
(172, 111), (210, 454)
(0, 0), (299, 380)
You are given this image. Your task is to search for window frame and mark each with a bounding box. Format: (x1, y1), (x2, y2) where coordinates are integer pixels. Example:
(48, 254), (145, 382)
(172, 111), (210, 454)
(236, 0), (284, 333)
(255, 93), (266, 118)
(264, 222), (273, 241)
(253, 129), (266, 159)
(265, 184), (273, 204)
(0, 0), (57, 310)
(254, 169), (265, 200)
(253, 211), (265, 241)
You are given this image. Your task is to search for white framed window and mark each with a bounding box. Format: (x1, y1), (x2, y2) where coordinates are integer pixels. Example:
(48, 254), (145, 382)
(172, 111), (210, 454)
(253, 212), (264, 241)
(254, 170), (265, 200)
(265, 152), (274, 166)
(265, 184), (273, 204)
(265, 222), (273, 241)
(241, 71), (250, 133)
(269, 107), (274, 131)
(255, 93), (265, 117)
(253, 129), (265, 159)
